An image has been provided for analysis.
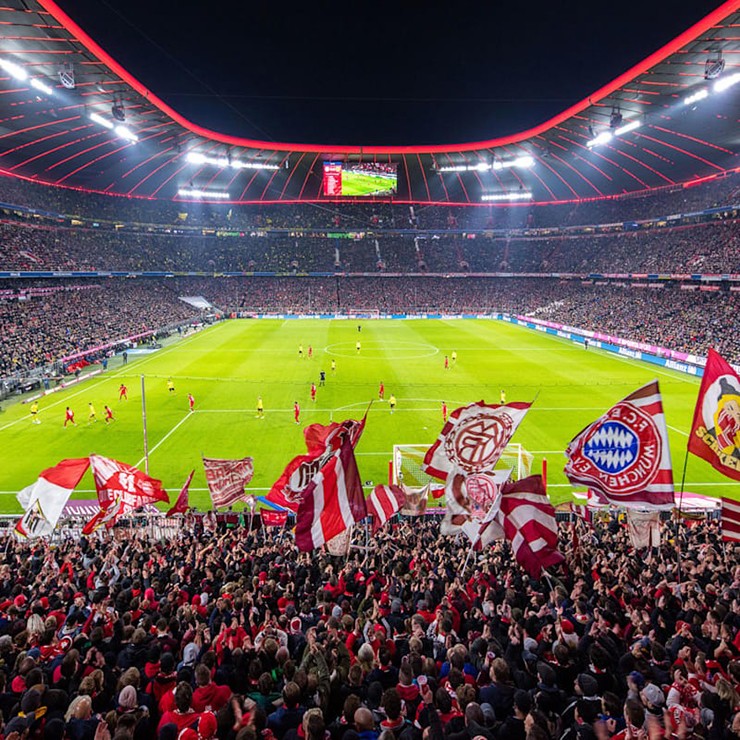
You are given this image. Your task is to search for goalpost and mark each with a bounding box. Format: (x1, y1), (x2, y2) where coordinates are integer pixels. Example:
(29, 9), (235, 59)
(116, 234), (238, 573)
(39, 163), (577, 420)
(392, 443), (534, 487)
(345, 309), (380, 319)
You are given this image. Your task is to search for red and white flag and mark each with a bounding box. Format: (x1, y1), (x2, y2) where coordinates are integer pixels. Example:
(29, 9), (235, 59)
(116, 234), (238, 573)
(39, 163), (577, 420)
(15, 458), (90, 539)
(82, 455), (169, 535)
(499, 475), (564, 578)
(166, 470), (194, 516)
(295, 417), (368, 552)
(262, 510), (289, 527)
(367, 485), (405, 533)
(570, 491), (593, 526)
(564, 381), (674, 510)
(203, 456), (254, 508)
(625, 510), (661, 549)
(688, 349), (740, 481)
(268, 418), (365, 511)
(721, 497), (740, 542)
(423, 400), (531, 481)
(401, 483), (433, 516)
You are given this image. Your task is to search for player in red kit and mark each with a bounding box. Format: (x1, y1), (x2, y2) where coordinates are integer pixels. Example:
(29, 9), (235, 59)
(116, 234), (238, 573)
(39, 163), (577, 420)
(310, 383), (317, 402)
(444, 355), (449, 370)
(104, 405), (115, 424)
(64, 407), (76, 427)
(119, 383), (128, 401)
(308, 345), (313, 359)
(188, 393), (195, 412)
(294, 401), (300, 424)
(442, 401), (448, 422)
(378, 381), (385, 400)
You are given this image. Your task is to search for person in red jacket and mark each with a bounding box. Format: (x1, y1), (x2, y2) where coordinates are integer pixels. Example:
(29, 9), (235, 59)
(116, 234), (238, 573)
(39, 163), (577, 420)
(158, 682), (201, 735)
(192, 664), (232, 713)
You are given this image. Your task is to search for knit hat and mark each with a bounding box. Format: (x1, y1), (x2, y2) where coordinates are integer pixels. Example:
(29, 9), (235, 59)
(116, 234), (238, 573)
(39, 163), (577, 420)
(119, 685), (137, 710)
(641, 684), (665, 708)
(560, 619), (575, 634)
(576, 673), (598, 697)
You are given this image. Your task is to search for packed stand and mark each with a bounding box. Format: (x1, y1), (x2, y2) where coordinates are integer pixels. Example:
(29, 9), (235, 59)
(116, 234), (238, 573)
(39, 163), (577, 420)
(0, 515), (737, 740)
(0, 281), (197, 376)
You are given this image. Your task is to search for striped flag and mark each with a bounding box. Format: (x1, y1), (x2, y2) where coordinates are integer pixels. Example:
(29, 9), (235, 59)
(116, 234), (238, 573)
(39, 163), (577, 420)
(203, 456), (254, 509)
(564, 381), (674, 510)
(570, 491), (593, 525)
(499, 475), (564, 578)
(721, 498), (740, 542)
(15, 458), (90, 539)
(367, 485), (405, 533)
(262, 510), (288, 527)
(295, 416), (368, 551)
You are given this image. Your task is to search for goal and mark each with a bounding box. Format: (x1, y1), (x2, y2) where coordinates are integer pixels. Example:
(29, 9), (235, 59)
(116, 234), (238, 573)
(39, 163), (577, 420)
(345, 308), (380, 319)
(392, 443), (533, 487)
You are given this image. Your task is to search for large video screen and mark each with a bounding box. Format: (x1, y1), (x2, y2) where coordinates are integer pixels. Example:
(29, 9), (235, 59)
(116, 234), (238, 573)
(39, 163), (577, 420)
(322, 161), (398, 197)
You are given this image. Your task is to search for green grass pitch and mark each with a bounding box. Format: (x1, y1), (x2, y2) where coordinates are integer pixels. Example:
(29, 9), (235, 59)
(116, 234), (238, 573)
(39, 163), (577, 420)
(340, 171), (396, 197)
(0, 318), (730, 513)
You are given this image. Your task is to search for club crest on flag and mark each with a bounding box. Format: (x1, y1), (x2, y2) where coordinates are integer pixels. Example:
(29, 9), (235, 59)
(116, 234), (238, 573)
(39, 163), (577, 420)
(566, 402), (662, 496)
(688, 349), (740, 479)
(564, 381), (674, 509)
(423, 401), (531, 481)
(445, 412), (514, 473)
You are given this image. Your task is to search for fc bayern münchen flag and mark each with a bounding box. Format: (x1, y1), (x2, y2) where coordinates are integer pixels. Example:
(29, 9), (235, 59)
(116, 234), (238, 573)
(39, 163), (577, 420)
(203, 456), (254, 509)
(564, 381), (674, 509)
(423, 400), (531, 481)
(688, 349), (740, 481)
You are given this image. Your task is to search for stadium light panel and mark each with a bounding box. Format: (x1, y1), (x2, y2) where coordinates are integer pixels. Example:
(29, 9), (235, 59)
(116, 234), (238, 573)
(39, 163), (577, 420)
(90, 112), (114, 130)
(614, 120), (641, 136)
(683, 89), (708, 105)
(114, 125), (138, 143)
(30, 78), (53, 96)
(586, 131), (613, 148)
(481, 192), (533, 201)
(185, 151), (279, 171)
(714, 72), (740, 93)
(177, 188), (230, 200)
(0, 58), (28, 81)
(510, 156), (535, 169)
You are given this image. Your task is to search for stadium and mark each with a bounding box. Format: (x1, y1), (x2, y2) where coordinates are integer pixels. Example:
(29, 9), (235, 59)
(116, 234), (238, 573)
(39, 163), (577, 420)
(0, 0), (738, 738)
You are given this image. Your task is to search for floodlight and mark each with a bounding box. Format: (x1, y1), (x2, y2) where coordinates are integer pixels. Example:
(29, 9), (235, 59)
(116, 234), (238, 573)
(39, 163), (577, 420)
(0, 58), (28, 81)
(586, 131), (613, 148)
(90, 112), (114, 129)
(714, 72), (740, 93)
(683, 89), (709, 106)
(705, 54), (725, 80)
(177, 188), (230, 199)
(614, 120), (641, 136)
(481, 192), (533, 201)
(511, 156), (535, 168)
(186, 152), (207, 165)
(114, 125), (138, 142)
(30, 78), (53, 95)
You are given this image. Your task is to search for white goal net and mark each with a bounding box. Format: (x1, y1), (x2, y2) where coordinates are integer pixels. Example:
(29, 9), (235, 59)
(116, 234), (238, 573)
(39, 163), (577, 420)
(392, 443), (534, 488)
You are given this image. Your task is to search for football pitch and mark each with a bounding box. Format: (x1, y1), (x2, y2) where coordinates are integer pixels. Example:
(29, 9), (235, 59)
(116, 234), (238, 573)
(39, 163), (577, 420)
(0, 318), (731, 513)
(341, 170), (397, 196)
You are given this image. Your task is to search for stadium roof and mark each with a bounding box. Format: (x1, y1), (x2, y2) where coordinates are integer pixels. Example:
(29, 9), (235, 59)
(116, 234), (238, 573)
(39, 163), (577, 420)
(0, 0), (738, 204)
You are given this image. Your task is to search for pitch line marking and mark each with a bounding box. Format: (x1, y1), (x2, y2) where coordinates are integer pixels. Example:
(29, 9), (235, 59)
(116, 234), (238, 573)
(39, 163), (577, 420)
(0, 328), (212, 434)
(667, 424), (689, 437)
(135, 412), (193, 468)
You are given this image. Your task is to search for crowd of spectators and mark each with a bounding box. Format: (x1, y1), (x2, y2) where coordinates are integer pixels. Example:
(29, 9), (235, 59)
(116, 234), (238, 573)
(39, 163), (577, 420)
(2, 276), (738, 376)
(0, 170), (737, 232)
(0, 514), (736, 740)
(0, 281), (197, 376)
(0, 219), (738, 276)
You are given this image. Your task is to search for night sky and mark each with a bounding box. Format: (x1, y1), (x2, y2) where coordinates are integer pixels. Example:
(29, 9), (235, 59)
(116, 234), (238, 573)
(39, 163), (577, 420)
(56, 0), (722, 146)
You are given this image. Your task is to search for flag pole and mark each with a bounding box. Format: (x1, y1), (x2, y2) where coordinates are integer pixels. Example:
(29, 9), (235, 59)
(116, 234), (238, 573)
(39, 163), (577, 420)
(140, 374), (149, 475)
(675, 448), (690, 586)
